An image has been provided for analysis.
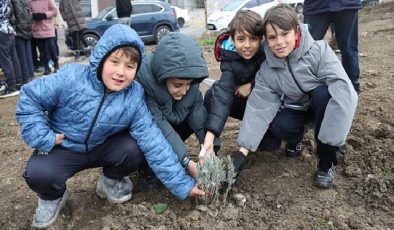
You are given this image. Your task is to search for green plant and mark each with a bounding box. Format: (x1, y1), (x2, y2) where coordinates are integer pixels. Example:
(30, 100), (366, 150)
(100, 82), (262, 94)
(313, 218), (330, 230)
(197, 36), (216, 46)
(197, 154), (236, 205)
(153, 203), (168, 215)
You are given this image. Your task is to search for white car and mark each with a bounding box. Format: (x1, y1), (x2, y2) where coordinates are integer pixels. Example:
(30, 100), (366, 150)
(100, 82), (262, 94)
(207, 0), (280, 32)
(171, 6), (190, 28)
(282, 0), (304, 13)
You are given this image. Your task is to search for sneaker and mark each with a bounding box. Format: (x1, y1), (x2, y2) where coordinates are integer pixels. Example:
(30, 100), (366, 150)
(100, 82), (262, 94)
(285, 142), (303, 158)
(31, 190), (68, 229)
(0, 88), (19, 99)
(96, 174), (133, 204)
(313, 163), (336, 188)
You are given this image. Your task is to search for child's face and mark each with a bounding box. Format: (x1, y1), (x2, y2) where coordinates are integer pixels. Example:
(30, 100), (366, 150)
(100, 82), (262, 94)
(265, 23), (297, 58)
(102, 50), (138, 92)
(232, 30), (261, 60)
(165, 78), (193, 101)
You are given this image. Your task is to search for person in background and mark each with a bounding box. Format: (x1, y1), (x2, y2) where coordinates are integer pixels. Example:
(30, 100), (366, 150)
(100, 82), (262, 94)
(11, 0), (35, 85)
(16, 24), (204, 229)
(303, 0), (362, 93)
(0, 0), (22, 98)
(135, 32), (212, 190)
(235, 5), (358, 189)
(28, 0), (59, 75)
(59, 0), (88, 61)
(116, 0), (132, 25)
(200, 10), (266, 159)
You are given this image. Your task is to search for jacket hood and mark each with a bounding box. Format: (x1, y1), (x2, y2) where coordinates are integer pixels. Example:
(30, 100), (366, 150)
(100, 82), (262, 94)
(89, 24), (145, 85)
(264, 23), (314, 68)
(150, 32), (208, 83)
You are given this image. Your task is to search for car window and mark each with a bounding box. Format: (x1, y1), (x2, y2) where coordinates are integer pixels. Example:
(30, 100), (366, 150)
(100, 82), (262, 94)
(259, 0), (274, 4)
(221, 0), (245, 11)
(245, 0), (259, 8)
(132, 4), (163, 14)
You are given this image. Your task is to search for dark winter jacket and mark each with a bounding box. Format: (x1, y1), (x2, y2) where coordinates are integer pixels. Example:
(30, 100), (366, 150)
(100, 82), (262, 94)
(136, 33), (209, 162)
(59, 0), (86, 32)
(16, 24), (195, 200)
(303, 0), (362, 16)
(238, 24), (358, 151)
(116, 0), (132, 18)
(11, 0), (32, 39)
(204, 32), (265, 137)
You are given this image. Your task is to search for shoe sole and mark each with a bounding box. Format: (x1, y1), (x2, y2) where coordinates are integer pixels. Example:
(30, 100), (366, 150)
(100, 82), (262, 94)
(31, 190), (69, 229)
(313, 181), (333, 189)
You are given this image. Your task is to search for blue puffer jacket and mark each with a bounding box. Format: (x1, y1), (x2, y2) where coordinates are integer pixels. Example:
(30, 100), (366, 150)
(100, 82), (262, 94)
(16, 24), (195, 199)
(303, 0), (362, 16)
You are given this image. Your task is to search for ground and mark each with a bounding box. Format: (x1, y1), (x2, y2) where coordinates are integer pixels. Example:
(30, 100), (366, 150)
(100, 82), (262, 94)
(0, 4), (393, 230)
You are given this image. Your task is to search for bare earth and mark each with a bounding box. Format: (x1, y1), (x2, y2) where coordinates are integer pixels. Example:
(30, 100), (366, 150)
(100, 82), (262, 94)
(0, 4), (393, 230)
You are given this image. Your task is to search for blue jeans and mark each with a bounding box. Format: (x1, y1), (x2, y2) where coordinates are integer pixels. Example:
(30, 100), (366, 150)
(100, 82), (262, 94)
(15, 37), (34, 83)
(259, 85), (339, 162)
(23, 131), (144, 200)
(304, 9), (360, 93)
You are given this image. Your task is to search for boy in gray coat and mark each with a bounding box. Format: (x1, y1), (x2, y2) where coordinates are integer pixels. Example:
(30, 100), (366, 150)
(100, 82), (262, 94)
(234, 5), (358, 188)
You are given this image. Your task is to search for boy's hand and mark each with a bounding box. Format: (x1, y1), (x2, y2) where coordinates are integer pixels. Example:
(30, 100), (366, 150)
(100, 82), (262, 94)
(187, 160), (199, 179)
(235, 83), (252, 98)
(188, 184), (205, 197)
(55, 133), (65, 145)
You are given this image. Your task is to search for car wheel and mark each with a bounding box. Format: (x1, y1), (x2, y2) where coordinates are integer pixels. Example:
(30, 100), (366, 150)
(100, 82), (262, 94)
(82, 33), (99, 54)
(295, 4), (303, 13)
(367, 0), (379, 7)
(178, 18), (185, 28)
(154, 25), (171, 44)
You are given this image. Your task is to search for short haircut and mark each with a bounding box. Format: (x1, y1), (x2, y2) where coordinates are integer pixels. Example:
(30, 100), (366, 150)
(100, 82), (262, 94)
(228, 9), (264, 39)
(262, 4), (298, 36)
(113, 46), (140, 64)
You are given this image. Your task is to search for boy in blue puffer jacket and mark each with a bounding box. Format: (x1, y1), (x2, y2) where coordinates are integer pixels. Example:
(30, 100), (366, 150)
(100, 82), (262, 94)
(16, 24), (204, 229)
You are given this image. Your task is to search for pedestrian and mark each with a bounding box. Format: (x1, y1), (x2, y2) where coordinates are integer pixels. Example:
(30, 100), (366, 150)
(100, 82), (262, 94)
(200, 10), (266, 159)
(16, 24), (204, 229)
(234, 5), (358, 189)
(59, 0), (88, 61)
(11, 0), (35, 85)
(303, 0), (362, 93)
(116, 0), (132, 25)
(0, 0), (22, 98)
(28, 0), (59, 75)
(136, 32), (214, 187)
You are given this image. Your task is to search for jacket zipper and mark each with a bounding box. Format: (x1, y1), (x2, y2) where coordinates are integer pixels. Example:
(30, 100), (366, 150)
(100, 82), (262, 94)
(84, 92), (108, 152)
(286, 57), (307, 94)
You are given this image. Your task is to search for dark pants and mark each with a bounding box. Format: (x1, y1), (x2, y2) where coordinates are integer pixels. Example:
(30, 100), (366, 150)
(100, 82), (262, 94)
(304, 9), (360, 93)
(259, 85), (338, 162)
(36, 37), (58, 68)
(23, 131), (144, 200)
(0, 32), (22, 90)
(71, 30), (88, 52)
(15, 37), (34, 84)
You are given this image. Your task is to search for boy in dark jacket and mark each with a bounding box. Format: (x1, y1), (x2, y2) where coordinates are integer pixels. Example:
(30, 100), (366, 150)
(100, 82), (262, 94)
(200, 10), (266, 159)
(136, 33), (210, 181)
(16, 25), (204, 229)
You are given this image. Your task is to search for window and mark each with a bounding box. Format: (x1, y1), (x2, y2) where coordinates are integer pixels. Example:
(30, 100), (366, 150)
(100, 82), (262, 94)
(132, 4), (163, 14)
(245, 0), (259, 8)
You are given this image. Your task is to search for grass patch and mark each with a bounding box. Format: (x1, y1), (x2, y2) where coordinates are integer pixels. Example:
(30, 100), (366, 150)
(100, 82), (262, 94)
(197, 36), (216, 46)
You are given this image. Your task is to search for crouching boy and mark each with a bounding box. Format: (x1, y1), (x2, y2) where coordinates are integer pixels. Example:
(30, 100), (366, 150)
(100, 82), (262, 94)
(16, 24), (204, 229)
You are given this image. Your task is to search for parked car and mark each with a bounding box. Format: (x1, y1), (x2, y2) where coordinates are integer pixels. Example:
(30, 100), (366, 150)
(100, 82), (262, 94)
(207, 0), (280, 32)
(171, 6), (190, 28)
(283, 0), (304, 13)
(65, 1), (179, 52)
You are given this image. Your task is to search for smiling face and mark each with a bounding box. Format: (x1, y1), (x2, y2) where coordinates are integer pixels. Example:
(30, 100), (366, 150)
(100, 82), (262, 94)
(232, 30), (261, 60)
(165, 78), (193, 101)
(265, 23), (297, 59)
(101, 49), (138, 92)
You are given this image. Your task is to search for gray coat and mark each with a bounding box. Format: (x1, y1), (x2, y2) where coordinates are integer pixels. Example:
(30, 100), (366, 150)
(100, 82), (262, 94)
(11, 0), (32, 39)
(136, 33), (209, 161)
(59, 0), (85, 32)
(237, 24), (358, 151)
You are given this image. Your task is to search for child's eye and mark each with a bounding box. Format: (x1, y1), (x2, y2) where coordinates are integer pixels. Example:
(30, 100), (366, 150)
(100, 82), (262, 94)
(111, 60), (118, 64)
(127, 64), (135, 69)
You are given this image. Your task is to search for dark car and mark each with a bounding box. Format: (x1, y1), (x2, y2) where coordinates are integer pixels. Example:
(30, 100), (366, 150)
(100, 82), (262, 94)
(65, 1), (179, 52)
(361, 0), (379, 7)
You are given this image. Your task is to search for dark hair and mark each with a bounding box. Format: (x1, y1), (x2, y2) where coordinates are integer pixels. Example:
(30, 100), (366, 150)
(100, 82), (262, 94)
(114, 46), (140, 64)
(262, 4), (298, 37)
(228, 9), (264, 39)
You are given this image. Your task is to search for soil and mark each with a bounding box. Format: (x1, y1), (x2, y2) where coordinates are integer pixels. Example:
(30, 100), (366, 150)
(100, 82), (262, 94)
(0, 4), (393, 230)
